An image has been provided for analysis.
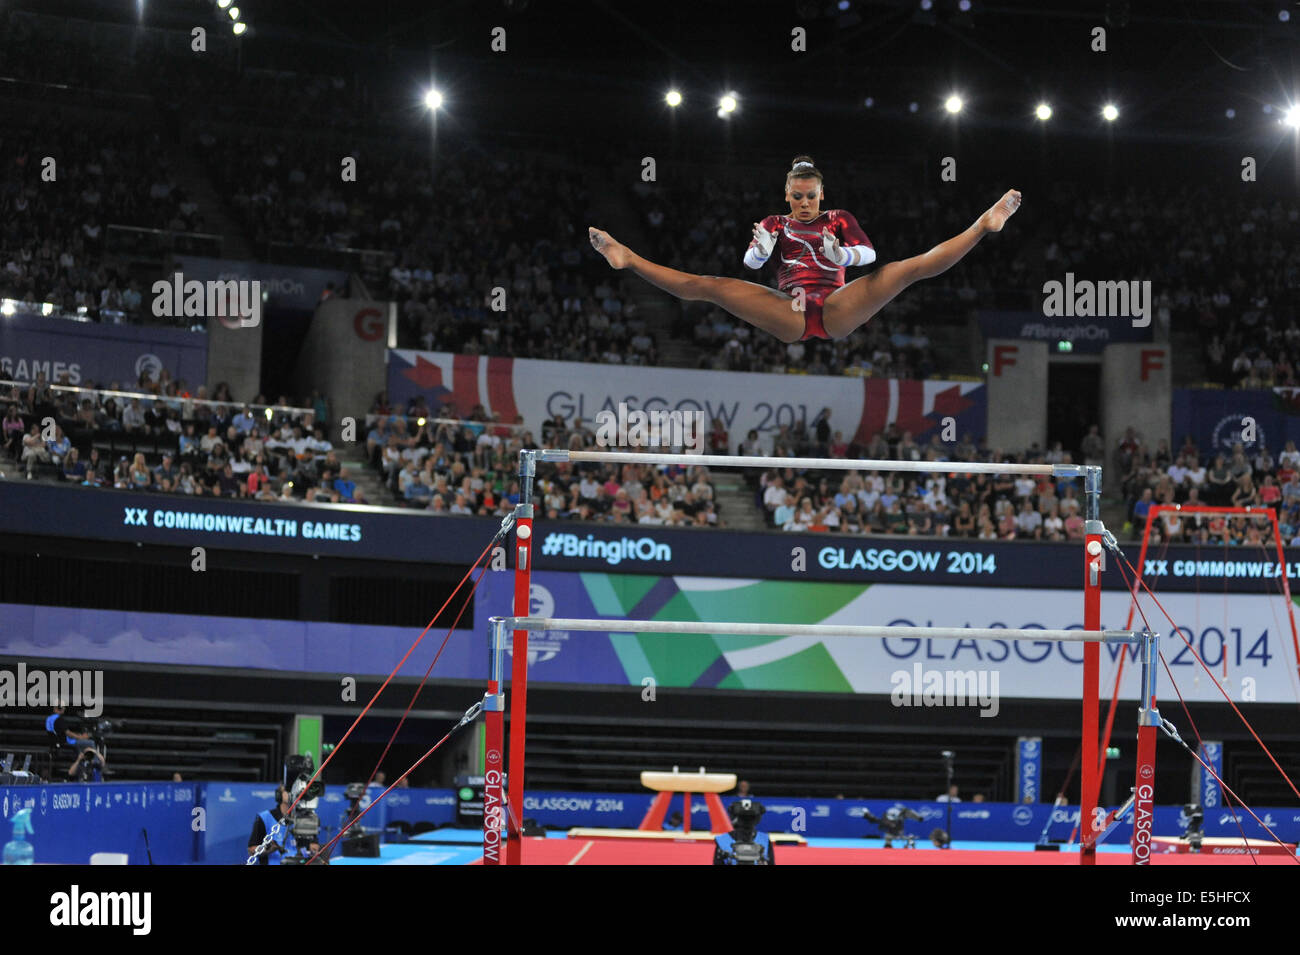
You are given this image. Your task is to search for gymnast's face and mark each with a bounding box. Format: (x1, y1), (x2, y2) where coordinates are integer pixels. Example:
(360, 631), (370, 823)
(786, 177), (822, 222)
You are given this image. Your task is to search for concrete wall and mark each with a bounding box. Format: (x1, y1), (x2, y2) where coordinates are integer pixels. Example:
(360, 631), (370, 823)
(294, 297), (392, 435)
(205, 316), (262, 403)
(1102, 342), (1171, 463)
(985, 339), (1048, 452)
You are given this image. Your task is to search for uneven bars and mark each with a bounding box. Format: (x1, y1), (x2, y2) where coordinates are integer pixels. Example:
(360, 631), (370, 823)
(538, 448), (1074, 476)
(490, 616), (1149, 644)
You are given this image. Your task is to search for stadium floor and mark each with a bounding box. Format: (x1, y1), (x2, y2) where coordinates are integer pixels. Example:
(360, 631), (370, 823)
(328, 830), (1298, 865)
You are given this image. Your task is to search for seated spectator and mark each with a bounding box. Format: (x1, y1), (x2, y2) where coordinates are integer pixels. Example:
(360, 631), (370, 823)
(19, 424), (50, 478)
(61, 446), (86, 482)
(1014, 499), (1042, 539)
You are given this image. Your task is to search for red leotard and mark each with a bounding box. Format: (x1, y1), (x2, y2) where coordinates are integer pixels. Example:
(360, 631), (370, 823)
(750, 210), (874, 341)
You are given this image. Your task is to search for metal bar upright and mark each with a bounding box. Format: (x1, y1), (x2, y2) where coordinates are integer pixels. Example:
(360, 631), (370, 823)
(1081, 465), (1103, 865)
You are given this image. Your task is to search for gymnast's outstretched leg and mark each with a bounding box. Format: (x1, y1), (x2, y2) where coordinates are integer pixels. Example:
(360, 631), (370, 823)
(820, 189), (1022, 340)
(588, 227), (806, 343)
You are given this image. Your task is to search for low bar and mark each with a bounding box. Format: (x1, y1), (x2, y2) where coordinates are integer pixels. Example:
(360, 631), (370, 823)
(538, 448), (1069, 477)
(489, 616), (1149, 644)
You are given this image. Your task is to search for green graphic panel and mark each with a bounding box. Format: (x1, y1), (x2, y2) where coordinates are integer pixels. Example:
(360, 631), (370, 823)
(581, 573), (660, 616)
(719, 642), (853, 693)
(675, 580), (863, 625)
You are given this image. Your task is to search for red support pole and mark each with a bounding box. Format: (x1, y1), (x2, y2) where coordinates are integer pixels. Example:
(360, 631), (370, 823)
(506, 515), (533, 866)
(1266, 510), (1300, 687)
(1133, 721), (1157, 865)
(482, 677), (505, 865)
(1082, 528), (1101, 865)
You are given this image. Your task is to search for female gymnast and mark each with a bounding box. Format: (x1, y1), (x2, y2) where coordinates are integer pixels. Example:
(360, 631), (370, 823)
(589, 155), (1020, 344)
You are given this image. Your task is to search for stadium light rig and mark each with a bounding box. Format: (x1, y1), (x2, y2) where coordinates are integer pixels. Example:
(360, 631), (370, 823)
(424, 89), (445, 111)
(665, 89), (682, 107)
(717, 92), (738, 119)
(1035, 102), (1052, 121)
(944, 94), (963, 114)
(1102, 103), (1119, 122)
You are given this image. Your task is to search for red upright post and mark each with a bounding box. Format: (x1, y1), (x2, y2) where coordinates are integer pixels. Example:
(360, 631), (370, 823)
(506, 450), (537, 866)
(482, 618), (506, 865)
(1132, 632), (1159, 865)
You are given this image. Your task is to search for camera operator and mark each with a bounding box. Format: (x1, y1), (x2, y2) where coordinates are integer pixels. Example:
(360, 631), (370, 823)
(45, 703), (106, 781)
(247, 785), (323, 865)
(713, 798), (775, 865)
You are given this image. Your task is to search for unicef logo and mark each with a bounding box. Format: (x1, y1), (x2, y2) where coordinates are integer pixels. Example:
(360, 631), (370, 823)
(135, 353), (163, 383)
(1012, 805), (1034, 826)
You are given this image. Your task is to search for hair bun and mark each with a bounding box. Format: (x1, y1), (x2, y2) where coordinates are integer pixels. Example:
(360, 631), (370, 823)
(791, 155), (817, 170)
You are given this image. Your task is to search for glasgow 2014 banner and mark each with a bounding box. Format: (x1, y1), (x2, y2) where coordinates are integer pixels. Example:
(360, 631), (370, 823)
(386, 350), (988, 448)
(476, 571), (1300, 704)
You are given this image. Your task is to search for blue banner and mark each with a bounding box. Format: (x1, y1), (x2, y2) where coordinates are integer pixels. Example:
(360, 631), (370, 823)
(1016, 737), (1043, 803)
(197, 782), (456, 863)
(977, 309), (1152, 354)
(0, 312), (207, 387)
(0, 782), (197, 864)
(0, 603), (479, 679)
(1172, 387), (1300, 458)
(173, 257), (348, 312)
(6, 782), (1295, 862)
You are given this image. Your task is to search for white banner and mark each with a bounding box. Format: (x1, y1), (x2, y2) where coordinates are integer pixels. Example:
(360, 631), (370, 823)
(386, 350), (986, 450)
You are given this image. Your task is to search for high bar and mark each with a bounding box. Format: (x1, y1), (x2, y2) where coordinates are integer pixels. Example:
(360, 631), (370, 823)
(491, 616), (1149, 644)
(537, 449), (1079, 477)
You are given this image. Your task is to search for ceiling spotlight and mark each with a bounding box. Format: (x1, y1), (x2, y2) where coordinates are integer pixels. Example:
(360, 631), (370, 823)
(232, 21), (246, 35)
(1225, 108), (1236, 119)
(217, 0), (232, 7)
(665, 89), (682, 107)
(1284, 105), (1300, 128)
(1102, 103), (1119, 121)
(1280, 9), (1291, 22)
(424, 89), (444, 110)
(958, 0), (972, 10)
(944, 94), (963, 114)
(864, 96), (875, 108)
(1035, 103), (1052, 120)
(908, 101), (919, 113)
(228, 6), (240, 20)
(719, 93), (737, 113)
(920, 0), (933, 9)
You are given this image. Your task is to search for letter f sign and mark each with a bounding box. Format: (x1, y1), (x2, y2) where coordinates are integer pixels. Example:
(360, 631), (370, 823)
(993, 345), (1018, 377)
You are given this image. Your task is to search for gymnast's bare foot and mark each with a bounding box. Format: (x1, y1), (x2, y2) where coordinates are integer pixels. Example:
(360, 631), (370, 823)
(978, 189), (1022, 234)
(589, 227), (631, 269)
